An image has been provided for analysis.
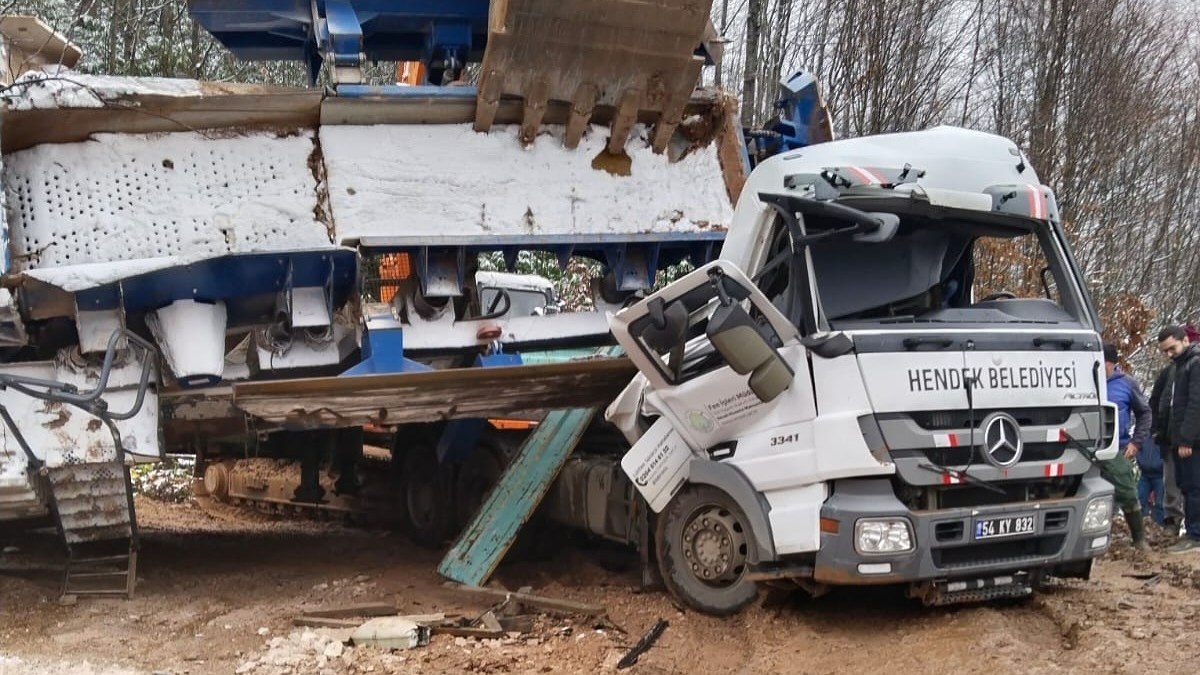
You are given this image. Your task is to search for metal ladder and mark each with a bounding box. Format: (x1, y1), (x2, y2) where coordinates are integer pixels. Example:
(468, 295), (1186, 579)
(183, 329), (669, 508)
(46, 460), (138, 598)
(0, 329), (156, 600)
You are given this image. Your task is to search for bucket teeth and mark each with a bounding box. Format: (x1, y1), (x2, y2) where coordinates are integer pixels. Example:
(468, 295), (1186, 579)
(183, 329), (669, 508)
(475, 0), (716, 148)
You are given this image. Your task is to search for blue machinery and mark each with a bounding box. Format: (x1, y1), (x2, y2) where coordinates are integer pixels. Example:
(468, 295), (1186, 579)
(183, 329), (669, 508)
(188, 0), (492, 85)
(188, 1), (721, 87)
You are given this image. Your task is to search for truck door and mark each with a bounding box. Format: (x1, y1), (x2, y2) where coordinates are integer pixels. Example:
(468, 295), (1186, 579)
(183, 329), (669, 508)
(610, 262), (818, 486)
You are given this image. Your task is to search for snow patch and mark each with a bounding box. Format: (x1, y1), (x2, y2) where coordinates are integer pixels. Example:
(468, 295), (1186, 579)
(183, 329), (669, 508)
(24, 257), (182, 293)
(4, 130), (333, 285)
(321, 123), (732, 244)
(1, 65), (203, 111)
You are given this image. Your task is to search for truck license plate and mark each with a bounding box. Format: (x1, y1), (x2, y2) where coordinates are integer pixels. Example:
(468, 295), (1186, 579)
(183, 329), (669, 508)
(974, 514), (1036, 540)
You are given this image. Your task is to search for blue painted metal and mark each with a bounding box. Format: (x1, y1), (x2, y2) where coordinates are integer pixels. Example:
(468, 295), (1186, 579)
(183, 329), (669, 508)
(339, 324), (431, 376)
(436, 351), (523, 463)
(187, 0), (490, 84)
(40, 250), (357, 328)
(746, 70), (828, 167)
(323, 0), (365, 66)
(438, 345), (623, 587)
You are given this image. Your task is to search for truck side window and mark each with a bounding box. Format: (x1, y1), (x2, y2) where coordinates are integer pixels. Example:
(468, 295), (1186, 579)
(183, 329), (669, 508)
(754, 218), (812, 334)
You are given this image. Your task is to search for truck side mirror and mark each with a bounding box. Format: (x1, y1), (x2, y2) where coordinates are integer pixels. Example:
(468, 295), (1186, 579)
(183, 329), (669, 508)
(641, 297), (689, 352)
(706, 303), (794, 402)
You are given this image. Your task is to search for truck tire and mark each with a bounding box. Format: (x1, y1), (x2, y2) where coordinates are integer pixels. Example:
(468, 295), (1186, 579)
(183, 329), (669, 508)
(454, 444), (504, 531)
(401, 443), (453, 547)
(656, 484), (758, 615)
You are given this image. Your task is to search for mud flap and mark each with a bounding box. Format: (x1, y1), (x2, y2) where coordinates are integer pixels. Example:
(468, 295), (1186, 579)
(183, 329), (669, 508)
(1049, 558), (1093, 581)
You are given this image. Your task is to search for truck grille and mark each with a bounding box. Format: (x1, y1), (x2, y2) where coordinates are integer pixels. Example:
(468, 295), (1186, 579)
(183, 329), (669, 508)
(920, 442), (1067, 467)
(909, 407), (1073, 430)
(933, 535), (1066, 569)
(934, 521), (964, 542)
(1043, 509), (1070, 532)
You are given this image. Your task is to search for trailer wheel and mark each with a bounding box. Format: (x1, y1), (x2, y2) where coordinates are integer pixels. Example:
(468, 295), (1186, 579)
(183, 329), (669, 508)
(401, 444), (453, 547)
(656, 485), (758, 615)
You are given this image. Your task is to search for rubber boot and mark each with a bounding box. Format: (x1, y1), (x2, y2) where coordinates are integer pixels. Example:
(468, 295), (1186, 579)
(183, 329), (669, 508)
(1126, 507), (1149, 551)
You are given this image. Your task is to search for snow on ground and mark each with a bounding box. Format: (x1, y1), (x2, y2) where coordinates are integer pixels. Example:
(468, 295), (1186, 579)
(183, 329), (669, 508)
(0, 66), (203, 111)
(3, 129), (333, 289)
(321, 123), (733, 244)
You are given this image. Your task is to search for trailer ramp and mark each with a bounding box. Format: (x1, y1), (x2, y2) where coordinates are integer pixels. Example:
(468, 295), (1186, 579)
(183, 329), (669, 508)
(438, 346), (622, 586)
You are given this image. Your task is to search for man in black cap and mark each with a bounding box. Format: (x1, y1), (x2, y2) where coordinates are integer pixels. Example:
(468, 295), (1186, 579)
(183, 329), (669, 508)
(1103, 343), (1150, 550)
(1151, 326), (1200, 553)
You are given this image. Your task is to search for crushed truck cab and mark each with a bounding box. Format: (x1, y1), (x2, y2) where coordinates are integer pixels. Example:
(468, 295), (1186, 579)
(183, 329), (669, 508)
(608, 126), (1116, 612)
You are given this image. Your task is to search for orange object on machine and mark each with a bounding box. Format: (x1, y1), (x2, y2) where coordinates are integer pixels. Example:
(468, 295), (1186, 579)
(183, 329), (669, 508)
(489, 419), (537, 430)
(396, 61), (426, 86)
(378, 253), (411, 303)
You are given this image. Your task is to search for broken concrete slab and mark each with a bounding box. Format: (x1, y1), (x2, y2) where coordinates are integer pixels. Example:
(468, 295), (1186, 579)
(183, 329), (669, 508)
(350, 617), (431, 650)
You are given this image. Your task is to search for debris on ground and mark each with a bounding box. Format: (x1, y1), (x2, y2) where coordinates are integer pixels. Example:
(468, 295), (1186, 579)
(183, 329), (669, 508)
(3, 498), (1200, 674)
(616, 618), (668, 669)
(350, 617), (430, 650)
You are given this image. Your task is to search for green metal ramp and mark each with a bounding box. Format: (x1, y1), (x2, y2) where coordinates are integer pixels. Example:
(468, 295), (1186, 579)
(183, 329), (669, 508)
(438, 347), (621, 586)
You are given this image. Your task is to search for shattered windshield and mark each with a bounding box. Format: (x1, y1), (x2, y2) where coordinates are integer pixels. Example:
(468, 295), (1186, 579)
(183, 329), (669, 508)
(802, 211), (1088, 327)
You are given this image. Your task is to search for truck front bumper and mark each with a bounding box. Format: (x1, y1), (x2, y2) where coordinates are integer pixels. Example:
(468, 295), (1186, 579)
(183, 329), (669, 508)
(812, 471), (1113, 587)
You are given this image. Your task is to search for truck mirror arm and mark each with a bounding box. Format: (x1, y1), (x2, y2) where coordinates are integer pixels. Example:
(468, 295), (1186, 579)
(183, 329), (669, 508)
(758, 193), (898, 246)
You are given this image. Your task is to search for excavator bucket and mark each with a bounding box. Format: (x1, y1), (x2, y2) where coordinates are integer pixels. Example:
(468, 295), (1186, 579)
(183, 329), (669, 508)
(474, 0), (716, 155)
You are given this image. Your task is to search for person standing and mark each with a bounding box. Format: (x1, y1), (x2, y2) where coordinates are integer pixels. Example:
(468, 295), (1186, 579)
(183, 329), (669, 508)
(1135, 433), (1166, 526)
(1103, 344), (1150, 550)
(1153, 326), (1200, 553)
(1151, 334), (1187, 529)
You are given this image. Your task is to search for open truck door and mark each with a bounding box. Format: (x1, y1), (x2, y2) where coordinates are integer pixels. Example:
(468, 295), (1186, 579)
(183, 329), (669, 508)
(610, 262), (816, 457)
(608, 261), (820, 615)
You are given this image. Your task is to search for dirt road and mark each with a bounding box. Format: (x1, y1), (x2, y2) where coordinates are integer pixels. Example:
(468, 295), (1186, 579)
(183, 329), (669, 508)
(1, 498), (1196, 674)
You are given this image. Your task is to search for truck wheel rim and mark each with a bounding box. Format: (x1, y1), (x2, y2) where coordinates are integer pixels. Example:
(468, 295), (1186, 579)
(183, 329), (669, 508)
(680, 505), (748, 587)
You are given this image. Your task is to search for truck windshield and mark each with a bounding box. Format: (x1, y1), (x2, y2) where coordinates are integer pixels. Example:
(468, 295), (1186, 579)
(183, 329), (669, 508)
(804, 212), (1088, 328)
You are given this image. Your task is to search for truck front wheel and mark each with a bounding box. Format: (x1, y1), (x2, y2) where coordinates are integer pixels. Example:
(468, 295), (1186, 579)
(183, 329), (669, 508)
(656, 485), (758, 615)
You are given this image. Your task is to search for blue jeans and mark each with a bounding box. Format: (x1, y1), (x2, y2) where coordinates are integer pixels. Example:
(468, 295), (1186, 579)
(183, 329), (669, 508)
(1138, 472), (1166, 525)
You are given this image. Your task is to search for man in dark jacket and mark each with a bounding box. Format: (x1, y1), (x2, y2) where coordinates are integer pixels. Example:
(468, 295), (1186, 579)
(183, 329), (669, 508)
(1103, 344), (1150, 550)
(1153, 326), (1200, 553)
(1151, 351), (1186, 528)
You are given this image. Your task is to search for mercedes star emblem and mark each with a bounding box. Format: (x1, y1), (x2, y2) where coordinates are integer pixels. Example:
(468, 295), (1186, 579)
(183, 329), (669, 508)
(980, 412), (1024, 468)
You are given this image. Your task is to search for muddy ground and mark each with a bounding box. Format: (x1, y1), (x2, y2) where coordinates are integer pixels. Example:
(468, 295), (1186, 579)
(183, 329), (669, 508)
(1, 498), (1197, 675)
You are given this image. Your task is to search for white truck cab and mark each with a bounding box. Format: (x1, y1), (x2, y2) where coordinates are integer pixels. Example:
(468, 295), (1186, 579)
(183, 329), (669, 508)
(608, 126), (1117, 614)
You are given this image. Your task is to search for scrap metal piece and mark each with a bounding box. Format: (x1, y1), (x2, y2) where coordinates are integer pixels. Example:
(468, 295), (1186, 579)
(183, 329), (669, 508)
(617, 618), (668, 669)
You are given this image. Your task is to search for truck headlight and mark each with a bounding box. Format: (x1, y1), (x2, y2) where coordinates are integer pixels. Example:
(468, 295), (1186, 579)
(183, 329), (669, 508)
(854, 518), (914, 555)
(1082, 497), (1112, 533)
